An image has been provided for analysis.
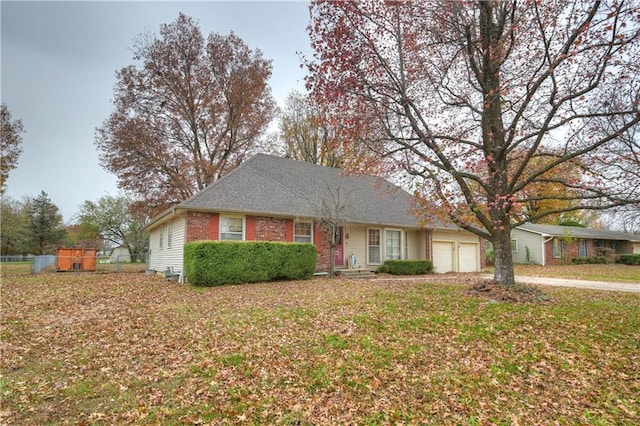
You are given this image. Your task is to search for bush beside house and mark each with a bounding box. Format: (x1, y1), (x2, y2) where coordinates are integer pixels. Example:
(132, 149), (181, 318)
(378, 260), (433, 275)
(616, 254), (640, 265)
(184, 241), (317, 286)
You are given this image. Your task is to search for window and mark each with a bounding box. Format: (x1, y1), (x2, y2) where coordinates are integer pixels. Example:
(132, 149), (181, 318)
(368, 228), (381, 264)
(385, 229), (402, 260)
(294, 221), (313, 243)
(511, 238), (518, 252)
(578, 239), (588, 257)
(167, 222), (173, 248)
(220, 216), (244, 240)
(552, 238), (565, 258)
(159, 225), (164, 249)
(404, 231), (409, 260)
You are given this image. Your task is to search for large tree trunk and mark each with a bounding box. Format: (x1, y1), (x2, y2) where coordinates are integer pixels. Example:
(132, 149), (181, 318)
(492, 229), (516, 286)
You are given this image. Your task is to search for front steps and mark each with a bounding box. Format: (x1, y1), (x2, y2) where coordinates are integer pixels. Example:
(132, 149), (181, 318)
(336, 268), (377, 279)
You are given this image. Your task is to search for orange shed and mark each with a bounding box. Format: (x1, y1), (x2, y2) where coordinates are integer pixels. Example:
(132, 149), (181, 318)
(56, 248), (98, 272)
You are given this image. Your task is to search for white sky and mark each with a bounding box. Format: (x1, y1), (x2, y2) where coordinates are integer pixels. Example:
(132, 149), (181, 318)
(1, 0), (311, 221)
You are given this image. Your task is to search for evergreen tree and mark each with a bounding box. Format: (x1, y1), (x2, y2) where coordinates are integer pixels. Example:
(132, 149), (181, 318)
(25, 191), (66, 254)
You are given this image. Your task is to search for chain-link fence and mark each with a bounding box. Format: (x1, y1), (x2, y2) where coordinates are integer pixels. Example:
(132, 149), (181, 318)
(1, 253), (149, 275)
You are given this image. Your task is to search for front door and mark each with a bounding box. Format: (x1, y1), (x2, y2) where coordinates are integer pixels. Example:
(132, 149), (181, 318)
(334, 226), (344, 267)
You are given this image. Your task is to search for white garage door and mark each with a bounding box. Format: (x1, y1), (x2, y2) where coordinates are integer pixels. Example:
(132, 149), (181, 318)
(459, 243), (478, 272)
(432, 241), (454, 273)
(634, 244), (640, 254)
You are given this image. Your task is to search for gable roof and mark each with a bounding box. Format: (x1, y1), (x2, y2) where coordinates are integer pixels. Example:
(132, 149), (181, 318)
(148, 154), (448, 229)
(516, 223), (640, 242)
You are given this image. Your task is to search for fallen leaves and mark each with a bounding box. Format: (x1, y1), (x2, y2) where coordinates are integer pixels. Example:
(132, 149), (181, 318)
(1, 272), (639, 424)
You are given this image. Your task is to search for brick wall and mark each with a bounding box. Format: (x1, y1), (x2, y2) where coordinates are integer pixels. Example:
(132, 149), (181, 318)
(254, 216), (288, 241)
(184, 211), (339, 273)
(425, 230), (433, 261)
(544, 238), (596, 265)
(186, 212), (210, 242)
(314, 223), (331, 272)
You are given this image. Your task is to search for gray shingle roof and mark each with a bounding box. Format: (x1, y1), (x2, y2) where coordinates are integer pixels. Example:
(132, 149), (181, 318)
(517, 223), (640, 242)
(177, 154), (432, 228)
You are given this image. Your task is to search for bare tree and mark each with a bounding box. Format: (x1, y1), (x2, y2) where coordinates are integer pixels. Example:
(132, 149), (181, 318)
(306, 183), (355, 277)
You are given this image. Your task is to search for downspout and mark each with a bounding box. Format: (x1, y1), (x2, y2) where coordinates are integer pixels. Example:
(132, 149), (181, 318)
(542, 235), (553, 266)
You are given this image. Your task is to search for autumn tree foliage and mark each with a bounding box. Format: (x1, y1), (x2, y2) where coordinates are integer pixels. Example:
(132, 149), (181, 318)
(0, 196), (29, 255)
(278, 90), (379, 170)
(96, 14), (276, 216)
(307, 0), (640, 285)
(279, 91), (343, 167)
(0, 104), (25, 195)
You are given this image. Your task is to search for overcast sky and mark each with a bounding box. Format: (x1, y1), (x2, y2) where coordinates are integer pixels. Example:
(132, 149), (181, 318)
(1, 0), (311, 221)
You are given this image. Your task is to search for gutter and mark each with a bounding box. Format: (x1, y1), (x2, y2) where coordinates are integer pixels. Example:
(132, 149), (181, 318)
(142, 206), (182, 231)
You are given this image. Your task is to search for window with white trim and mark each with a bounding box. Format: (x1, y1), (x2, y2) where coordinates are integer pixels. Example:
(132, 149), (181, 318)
(368, 228), (381, 264)
(511, 238), (518, 252)
(159, 225), (164, 249)
(220, 216), (244, 240)
(404, 231), (409, 259)
(385, 229), (402, 260)
(552, 238), (564, 258)
(294, 221), (313, 243)
(578, 239), (588, 257)
(167, 222), (173, 248)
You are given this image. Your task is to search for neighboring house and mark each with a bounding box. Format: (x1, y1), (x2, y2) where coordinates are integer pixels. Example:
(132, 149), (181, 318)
(109, 246), (132, 263)
(144, 154), (483, 281)
(511, 223), (640, 265)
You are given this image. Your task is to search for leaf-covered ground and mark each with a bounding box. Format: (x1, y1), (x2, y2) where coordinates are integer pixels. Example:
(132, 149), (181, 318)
(511, 264), (640, 283)
(1, 272), (639, 425)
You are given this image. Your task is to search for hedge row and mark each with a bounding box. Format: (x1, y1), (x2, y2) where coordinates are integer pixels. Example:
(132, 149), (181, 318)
(377, 259), (433, 275)
(616, 253), (640, 265)
(184, 241), (317, 286)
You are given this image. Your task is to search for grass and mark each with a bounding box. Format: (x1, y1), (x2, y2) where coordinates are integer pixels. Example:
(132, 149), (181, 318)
(1, 272), (639, 424)
(511, 263), (640, 283)
(1, 261), (147, 275)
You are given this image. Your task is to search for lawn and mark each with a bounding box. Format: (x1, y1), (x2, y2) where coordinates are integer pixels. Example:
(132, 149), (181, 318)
(511, 264), (640, 283)
(1, 272), (639, 425)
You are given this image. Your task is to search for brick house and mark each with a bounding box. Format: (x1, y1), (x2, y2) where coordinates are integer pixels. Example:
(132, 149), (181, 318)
(144, 154), (482, 281)
(510, 224), (640, 265)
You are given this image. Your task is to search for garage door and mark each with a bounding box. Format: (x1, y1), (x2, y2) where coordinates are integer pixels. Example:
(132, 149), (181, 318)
(459, 243), (478, 272)
(432, 241), (454, 273)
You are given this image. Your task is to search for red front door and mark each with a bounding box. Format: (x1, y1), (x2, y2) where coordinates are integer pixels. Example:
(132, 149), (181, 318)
(334, 226), (344, 267)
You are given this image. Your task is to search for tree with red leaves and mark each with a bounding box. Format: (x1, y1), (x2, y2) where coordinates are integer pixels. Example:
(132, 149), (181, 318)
(97, 14), (276, 216)
(307, 0), (640, 285)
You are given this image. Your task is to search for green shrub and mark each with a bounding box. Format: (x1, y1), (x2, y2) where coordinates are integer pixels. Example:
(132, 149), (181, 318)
(376, 264), (389, 274)
(379, 260), (433, 275)
(571, 256), (607, 265)
(184, 241), (317, 286)
(616, 254), (640, 266)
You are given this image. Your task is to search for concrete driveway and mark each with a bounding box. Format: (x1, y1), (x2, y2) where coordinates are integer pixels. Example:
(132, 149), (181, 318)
(481, 274), (640, 293)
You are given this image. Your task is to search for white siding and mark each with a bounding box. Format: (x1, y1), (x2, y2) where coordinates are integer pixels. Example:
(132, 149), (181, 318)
(344, 226), (367, 268)
(406, 229), (425, 261)
(510, 229), (544, 264)
(148, 217), (186, 275)
(343, 226), (427, 268)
